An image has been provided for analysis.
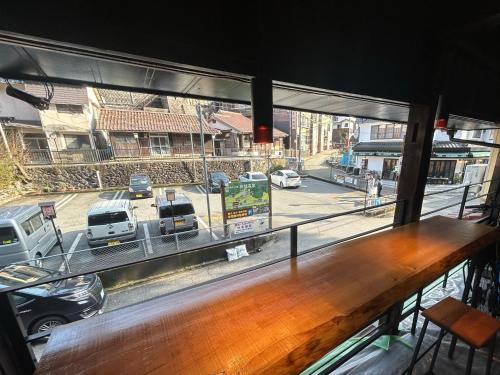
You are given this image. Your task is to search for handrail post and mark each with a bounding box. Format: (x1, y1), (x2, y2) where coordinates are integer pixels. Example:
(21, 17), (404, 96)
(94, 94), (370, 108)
(290, 225), (298, 258)
(458, 185), (470, 219)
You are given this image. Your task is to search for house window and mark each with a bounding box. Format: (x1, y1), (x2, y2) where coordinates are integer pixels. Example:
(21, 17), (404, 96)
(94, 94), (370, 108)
(150, 135), (170, 155)
(472, 129), (482, 138)
(64, 134), (91, 149)
(23, 133), (49, 150)
(371, 124), (407, 140)
(55, 104), (83, 114)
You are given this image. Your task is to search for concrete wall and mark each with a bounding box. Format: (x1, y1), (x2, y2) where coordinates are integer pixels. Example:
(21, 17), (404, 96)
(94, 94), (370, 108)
(25, 157), (287, 192)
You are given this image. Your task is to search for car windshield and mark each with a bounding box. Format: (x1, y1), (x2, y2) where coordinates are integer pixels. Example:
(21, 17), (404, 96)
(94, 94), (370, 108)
(88, 211), (129, 226)
(130, 176), (150, 185)
(211, 172), (227, 179)
(0, 265), (56, 287)
(285, 171), (299, 178)
(0, 227), (19, 246)
(252, 173), (267, 180)
(159, 204), (195, 218)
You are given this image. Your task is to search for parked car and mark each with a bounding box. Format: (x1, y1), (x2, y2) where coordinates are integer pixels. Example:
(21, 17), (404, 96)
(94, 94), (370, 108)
(270, 169), (302, 188)
(0, 205), (62, 267)
(86, 200), (138, 246)
(239, 172), (268, 182)
(0, 264), (105, 335)
(128, 174), (153, 199)
(208, 171), (230, 193)
(152, 194), (198, 235)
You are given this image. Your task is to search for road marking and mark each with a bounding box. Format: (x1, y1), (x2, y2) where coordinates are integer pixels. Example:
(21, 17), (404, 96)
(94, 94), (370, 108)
(58, 232), (83, 272)
(143, 223), (153, 254)
(55, 194), (71, 208)
(197, 215), (219, 240)
(196, 185), (207, 194)
(111, 190), (121, 200)
(56, 193), (77, 210)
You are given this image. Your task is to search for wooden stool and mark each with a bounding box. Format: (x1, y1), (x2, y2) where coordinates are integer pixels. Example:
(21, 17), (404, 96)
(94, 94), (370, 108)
(408, 297), (499, 375)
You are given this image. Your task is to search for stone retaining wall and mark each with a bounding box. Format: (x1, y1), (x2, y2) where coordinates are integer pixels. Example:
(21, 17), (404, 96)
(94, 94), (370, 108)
(25, 158), (286, 192)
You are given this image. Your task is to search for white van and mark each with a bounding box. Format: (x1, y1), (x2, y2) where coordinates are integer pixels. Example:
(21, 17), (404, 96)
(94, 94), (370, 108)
(0, 205), (60, 266)
(86, 200), (138, 246)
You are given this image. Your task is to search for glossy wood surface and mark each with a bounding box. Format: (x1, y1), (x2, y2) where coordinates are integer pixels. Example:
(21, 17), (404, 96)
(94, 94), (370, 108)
(36, 216), (499, 375)
(423, 296), (500, 348)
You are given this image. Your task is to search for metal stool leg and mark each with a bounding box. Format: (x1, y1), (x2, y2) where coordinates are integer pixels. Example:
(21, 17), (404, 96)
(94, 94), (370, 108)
(485, 337), (496, 375)
(465, 347), (475, 375)
(470, 263), (485, 308)
(408, 318), (429, 375)
(411, 289), (423, 335)
(450, 265), (476, 359)
(443, 271), (449, 288)
(429, 328), (446, 373)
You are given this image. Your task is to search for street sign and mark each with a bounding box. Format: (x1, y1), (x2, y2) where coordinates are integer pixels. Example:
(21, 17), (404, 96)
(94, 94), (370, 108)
(223, 181), (269, 220)
(38, 201), (56, 219)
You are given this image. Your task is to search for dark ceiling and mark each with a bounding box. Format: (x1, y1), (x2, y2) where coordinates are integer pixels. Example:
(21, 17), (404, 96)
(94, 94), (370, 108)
(0, 2), (499, 123)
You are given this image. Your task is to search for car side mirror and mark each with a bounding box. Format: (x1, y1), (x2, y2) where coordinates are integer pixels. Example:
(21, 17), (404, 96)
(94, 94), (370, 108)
(151, 203), (156, 208)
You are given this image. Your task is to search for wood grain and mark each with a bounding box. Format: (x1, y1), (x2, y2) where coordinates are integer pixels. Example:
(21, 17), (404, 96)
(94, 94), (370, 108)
(35, 216), (500, 375)
(423, 296), (500, 348)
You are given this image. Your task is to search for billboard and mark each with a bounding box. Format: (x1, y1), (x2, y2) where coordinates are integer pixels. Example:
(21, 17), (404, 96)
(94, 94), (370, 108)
(223, 181), (270, 220)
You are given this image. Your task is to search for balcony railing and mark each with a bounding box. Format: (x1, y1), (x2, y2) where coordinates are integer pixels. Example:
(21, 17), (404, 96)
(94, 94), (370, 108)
(25, 149), (114, 165)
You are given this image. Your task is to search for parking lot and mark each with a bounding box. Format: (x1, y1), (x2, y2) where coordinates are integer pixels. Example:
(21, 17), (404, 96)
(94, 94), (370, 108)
(4, 177), (471, 279)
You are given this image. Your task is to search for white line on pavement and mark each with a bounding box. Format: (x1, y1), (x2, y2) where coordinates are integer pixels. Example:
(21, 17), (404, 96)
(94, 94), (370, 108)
(197, 215), (219, 240)
(143, 223), (153, 254)
(111, 190), (120, 200)
(56, 193), (77, 210)
(55, 194), (71, 208)
(58, 232), (83, 272)
(196, 185), (207, 194)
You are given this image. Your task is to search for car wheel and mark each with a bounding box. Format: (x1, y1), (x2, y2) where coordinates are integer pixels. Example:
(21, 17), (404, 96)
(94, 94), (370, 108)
(30, 316), (67, 335)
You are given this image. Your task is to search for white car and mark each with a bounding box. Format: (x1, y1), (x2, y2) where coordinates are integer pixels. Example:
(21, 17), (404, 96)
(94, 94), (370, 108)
(86, 199), (138, 246)
(239, 172), (268, 182)
(270, 170), (301, 188)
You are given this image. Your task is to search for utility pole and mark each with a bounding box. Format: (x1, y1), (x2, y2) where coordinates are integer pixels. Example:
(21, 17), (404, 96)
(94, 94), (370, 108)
(0, 119), (13, 158)
(197, 103), (213, 239)
(189, 132), (196, 181)
(298, 112), (302, 172)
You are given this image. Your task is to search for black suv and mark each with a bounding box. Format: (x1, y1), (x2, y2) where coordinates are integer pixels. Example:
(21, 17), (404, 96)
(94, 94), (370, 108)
(128, 174), (153, 199)
(0, 264), (106, 335)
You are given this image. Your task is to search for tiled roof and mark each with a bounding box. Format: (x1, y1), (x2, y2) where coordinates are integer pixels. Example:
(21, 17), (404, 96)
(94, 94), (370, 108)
(95, 89), (157, 108)
(352, 141), (471, 153)
(24, 83), (89, 105)
(212, 110), (288, 138)
(97, 108), (217, 134)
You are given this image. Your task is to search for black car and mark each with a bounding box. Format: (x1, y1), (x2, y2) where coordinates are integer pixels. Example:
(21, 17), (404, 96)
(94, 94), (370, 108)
(128, 174), (153, 199)
(0, 264), (106, 335)
(208, 171), (230, 193)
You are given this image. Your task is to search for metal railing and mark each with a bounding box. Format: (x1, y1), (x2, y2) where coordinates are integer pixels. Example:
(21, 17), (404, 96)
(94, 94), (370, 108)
(25, 149), (114, 165)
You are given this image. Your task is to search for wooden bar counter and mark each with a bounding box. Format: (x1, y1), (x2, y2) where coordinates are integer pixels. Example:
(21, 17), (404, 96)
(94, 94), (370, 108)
(36, 216), (499, 375)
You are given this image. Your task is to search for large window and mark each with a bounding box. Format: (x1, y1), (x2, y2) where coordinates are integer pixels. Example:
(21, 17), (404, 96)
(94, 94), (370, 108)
(23, 134), (49, 150)
(370, 124), (407, 140)
(64, 134), (91, 149)
(150, 134), (170, 155)
(428, 160), (456, 180)
(21, 213), (44, 236)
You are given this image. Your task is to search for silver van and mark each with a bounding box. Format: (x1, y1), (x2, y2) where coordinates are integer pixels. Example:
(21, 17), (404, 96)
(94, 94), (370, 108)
(0, 205), (60, 266)
(152, 194), (198, 235)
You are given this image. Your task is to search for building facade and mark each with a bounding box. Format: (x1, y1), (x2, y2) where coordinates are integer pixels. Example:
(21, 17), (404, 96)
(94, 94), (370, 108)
(352, 121), (491, 182)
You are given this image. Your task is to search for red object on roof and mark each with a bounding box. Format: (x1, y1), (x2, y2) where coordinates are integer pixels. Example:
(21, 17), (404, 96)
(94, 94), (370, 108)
(212, 110), (287, 138)
(96, 108), (218, 134)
